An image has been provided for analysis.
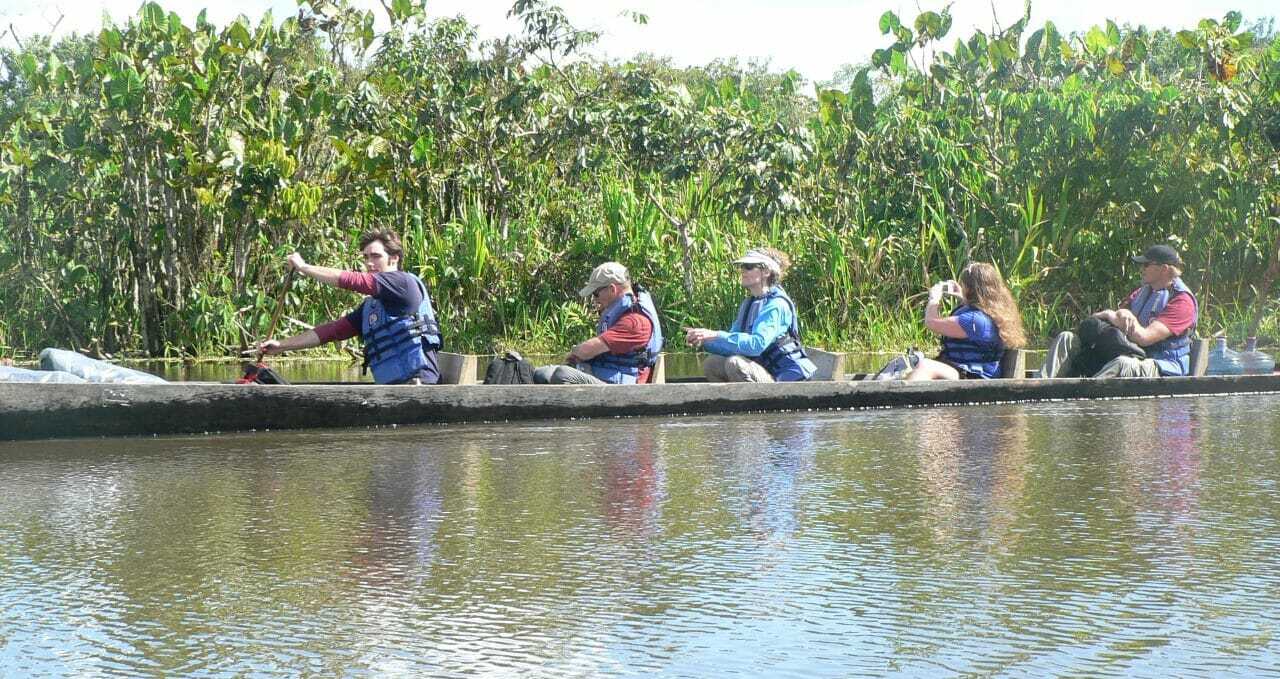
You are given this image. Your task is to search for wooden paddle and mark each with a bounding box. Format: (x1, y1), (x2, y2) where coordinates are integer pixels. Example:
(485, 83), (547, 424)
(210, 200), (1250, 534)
(239, 268), (296, 384)
(257, 268), (296, 361)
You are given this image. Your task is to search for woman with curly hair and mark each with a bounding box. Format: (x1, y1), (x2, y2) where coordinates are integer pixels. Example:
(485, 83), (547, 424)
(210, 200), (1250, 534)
(906, 262), (1026, 380)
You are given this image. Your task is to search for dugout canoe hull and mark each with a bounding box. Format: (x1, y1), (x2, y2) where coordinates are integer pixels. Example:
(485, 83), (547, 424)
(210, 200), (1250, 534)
(3, 374), (1280, 441)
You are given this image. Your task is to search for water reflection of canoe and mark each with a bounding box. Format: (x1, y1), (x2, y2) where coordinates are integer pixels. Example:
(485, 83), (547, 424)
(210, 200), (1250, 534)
(3, 373), (1279, 441)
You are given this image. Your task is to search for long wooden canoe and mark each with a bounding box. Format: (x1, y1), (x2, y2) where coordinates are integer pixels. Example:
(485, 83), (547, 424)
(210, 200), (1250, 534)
(3, 374), (1279, 441)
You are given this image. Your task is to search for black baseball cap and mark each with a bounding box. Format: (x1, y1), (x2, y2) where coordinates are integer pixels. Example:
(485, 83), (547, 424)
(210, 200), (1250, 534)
(1132, 244), (1183, 267)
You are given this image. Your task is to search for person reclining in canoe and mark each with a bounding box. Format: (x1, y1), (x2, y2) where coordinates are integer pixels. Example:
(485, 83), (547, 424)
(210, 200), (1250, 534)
(1040, 244), (1198, 378)
(532, 262), (664, 384)
(896, 262), (1027, 380)
(684, 247), (817, 382)
(253, 229), (442, 385)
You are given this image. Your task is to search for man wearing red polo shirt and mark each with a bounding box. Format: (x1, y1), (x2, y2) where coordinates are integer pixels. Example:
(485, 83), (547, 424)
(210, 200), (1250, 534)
(1041, 244), (1198, 378)
(532, 262), (664, 385)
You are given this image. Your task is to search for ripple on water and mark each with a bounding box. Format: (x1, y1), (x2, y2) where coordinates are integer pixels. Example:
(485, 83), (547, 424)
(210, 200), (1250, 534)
(2, 396), (1280, 675)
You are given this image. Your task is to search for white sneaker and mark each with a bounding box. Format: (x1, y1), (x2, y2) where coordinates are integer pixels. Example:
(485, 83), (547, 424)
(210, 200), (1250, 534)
(873, 354), (911, 381)
(873, 349), (924, 381)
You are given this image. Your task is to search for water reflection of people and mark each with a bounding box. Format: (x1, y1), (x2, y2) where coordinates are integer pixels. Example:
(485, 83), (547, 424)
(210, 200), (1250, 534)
(1119, 399), (1202, 524)
(713, 420), (817, 543)
(599, 426), (667, 537)
(913, 407), (1029, 549)
(349, 446), (444, 583)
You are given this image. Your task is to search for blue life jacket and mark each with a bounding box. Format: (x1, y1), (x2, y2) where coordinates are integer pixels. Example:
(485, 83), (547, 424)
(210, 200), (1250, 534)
(939, 305), (1005, 379)
(732, 286), (816, 381)
(588, 289), (664, 384)
(1130, 277), (1197, 376)
(361, 274), (441, 384)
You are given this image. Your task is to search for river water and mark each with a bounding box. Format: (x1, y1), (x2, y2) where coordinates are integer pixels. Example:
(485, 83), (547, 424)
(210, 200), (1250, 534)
(2, 394), (1277, 676)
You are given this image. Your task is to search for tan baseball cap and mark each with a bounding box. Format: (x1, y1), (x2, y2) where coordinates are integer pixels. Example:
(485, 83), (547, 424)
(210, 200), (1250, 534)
(578, 262), (631, 298)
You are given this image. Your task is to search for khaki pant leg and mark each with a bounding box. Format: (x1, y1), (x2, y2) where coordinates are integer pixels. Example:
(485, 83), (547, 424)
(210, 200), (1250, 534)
(532, 365), (558, 384)
(703, 355), (730, 382)
(533, 364), (605, 384)
(1094, 356), (1161, 378)
(551, 365), (606, 384)
(724, 355), (775, 383)
(1040, 331), (1080, 378)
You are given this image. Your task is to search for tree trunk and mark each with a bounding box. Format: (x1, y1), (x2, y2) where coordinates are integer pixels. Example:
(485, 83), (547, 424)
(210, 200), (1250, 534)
(1247, 208), (1280, 338)
(644, 187), (696, 296)
(677, 218), (695, 296)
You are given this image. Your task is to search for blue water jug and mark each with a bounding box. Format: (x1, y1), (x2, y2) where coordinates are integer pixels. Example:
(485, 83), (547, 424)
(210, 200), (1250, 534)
(1240, 337), (1275, 375)
(1206, 338), (1244, 376)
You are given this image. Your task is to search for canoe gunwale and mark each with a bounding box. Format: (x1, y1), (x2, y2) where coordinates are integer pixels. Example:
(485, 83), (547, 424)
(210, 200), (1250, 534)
(2, 375), (1278, 441)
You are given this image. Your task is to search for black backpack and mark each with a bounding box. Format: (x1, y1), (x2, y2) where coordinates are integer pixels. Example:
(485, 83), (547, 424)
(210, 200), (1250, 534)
(1067, 317), (1147, 377)
(483, 351), (535, 385)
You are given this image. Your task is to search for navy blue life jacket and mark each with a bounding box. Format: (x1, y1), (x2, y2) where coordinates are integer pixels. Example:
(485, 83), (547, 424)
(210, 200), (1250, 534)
(1129, 277), (1197, 376)
(939, 305), (1005, 379)
(732, 286), (816, 381)
(588, 289), (664, 384)
(361, 274), (441, 384)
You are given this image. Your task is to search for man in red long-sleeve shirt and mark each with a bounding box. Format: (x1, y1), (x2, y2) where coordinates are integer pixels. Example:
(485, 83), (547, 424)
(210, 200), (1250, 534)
(254, 230), (441, 384)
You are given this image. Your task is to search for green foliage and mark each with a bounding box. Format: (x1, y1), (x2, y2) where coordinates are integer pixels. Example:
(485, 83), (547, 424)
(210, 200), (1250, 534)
(0, 3), (1278, 358)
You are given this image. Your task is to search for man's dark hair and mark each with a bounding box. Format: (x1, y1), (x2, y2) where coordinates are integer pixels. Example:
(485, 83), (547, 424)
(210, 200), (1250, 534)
(359, 229), (404, 258)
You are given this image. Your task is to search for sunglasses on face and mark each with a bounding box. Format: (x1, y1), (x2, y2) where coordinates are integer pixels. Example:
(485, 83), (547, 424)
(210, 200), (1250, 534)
(738, 263), (763, 272)
(591, 285), (610, 299)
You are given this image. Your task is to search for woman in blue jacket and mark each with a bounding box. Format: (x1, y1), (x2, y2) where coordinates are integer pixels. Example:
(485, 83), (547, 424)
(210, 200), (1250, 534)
(684, 248), (817, 382)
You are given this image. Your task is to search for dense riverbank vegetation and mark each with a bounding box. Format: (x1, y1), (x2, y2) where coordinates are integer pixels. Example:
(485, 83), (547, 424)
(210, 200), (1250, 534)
(1, 1), (1278, 358)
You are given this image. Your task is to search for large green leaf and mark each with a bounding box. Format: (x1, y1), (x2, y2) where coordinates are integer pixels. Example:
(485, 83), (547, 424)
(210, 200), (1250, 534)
(411, 134), (432, 165)
(1085, 26), (1110, 54)
(389, 0), (419, 24)
(17, 54), (38, 80)
(1025, 29), (1044, 62)
(890, 49), (908, 76)
(99, 27), (122, 52)
(1105, 20), (1121, 46)
(871, 48), (892, 69)
(227, 20), (251, 50)
(60, 123), (86, 150)
(879, 11), (901, 35)
(987, 38), (1017, 68)
(140, 2), (165, 30)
